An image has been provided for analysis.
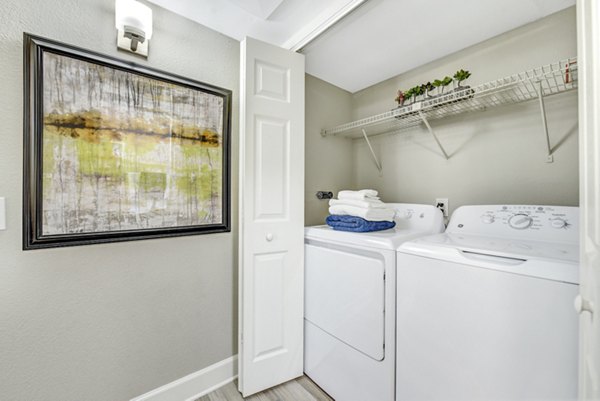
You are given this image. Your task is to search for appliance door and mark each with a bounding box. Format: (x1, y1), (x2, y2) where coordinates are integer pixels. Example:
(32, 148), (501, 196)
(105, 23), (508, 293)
(305, 242), (385, 360)
(305, 239), (396, 401)
(396, 252), (579, 401)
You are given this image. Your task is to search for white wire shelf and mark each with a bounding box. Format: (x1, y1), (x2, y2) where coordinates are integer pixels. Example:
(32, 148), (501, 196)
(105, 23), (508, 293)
(321, 57), (578, 139)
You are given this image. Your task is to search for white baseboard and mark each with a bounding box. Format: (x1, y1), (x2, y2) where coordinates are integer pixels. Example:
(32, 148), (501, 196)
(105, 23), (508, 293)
(131, 355), (238, 401)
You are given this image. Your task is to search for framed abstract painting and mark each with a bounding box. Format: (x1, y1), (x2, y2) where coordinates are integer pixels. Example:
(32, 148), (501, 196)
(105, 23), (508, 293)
(23, 34), (231, 249)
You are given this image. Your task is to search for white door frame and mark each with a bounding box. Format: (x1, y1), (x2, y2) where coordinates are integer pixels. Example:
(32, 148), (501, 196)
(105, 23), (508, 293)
(576, 1), (600, 399)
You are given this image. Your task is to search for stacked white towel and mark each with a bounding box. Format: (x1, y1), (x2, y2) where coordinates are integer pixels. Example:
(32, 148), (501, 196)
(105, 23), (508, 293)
(337, 189), (379, 200)
(328, 189), (396, 222)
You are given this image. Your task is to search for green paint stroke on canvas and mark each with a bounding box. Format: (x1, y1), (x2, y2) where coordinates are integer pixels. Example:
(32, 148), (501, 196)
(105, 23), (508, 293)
(41, 52), (224, 235)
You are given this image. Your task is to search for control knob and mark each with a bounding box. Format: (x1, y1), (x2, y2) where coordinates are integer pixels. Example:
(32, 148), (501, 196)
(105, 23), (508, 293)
(551, 218), (568, 229)
(508, 214), (533, 230)
(481, 215), (495, 224)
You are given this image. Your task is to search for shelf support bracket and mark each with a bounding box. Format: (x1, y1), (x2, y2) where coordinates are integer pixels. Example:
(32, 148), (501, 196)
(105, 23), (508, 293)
(361, 129), (383, 175)
(418, 112), (449, 160)
(536, 81), (554, 163)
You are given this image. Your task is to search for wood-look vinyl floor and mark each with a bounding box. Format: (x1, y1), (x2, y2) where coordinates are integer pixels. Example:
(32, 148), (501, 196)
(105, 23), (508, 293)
(196, 375), (334, 401)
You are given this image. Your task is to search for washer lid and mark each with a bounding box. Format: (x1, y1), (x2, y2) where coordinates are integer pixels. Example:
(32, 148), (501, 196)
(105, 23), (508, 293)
(305, 203), (444, 250)
(398, 233), (579, 284)
(305, 225), (428, 250)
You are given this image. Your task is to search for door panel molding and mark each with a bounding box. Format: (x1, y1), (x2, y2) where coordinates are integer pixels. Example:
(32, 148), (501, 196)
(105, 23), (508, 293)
(238, 37), (305, 397)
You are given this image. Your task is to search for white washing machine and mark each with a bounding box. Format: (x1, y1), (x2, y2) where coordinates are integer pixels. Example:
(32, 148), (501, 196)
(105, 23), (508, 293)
(396, 205), (579, 401)
(304, 204), (444, 401)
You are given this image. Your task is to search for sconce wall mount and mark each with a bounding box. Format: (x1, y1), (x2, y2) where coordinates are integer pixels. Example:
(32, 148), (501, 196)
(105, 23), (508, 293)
(116, 0), (153, 57)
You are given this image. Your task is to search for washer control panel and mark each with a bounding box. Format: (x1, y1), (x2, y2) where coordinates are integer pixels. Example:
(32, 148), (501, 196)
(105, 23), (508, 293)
(448, 205), (579, 243)
(508, 213), (534, 230)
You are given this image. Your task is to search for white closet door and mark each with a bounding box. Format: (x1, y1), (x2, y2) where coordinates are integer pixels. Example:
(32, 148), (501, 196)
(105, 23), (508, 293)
(238, 37), (305, 397)
(577, 1), (600, 399)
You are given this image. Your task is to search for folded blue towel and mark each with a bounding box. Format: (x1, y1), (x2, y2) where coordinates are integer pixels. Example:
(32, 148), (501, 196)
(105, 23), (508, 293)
(326, 215), (396, 233)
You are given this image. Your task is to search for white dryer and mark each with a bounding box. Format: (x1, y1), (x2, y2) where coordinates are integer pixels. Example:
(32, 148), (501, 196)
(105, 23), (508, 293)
(304, 204), (444, 401)
(396, 205), (579, 401)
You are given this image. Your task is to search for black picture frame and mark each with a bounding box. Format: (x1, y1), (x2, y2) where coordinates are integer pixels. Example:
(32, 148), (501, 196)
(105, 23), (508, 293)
(23, 33), (232, 250)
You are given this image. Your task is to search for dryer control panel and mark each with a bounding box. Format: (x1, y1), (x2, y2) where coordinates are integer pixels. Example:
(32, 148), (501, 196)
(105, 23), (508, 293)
(447, 205), (579, 243)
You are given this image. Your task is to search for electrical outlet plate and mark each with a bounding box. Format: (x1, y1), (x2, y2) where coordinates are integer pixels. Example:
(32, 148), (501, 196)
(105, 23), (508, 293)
(435, 198), (449, 217)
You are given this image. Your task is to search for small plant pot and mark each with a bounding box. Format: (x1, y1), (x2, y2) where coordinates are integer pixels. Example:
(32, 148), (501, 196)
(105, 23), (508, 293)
(454, 84), (471, 93)
(452, 80), (470, 92)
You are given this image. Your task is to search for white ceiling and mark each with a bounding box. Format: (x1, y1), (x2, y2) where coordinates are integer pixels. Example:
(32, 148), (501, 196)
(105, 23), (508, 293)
(147, 0), (575, 93)
(146, 0), (362, 49)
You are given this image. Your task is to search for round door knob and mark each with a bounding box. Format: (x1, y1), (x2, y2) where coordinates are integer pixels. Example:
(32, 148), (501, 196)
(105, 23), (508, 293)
(551, 218), (567, 229)
(266, 233), (274, 242)
(508, 214), (533, 230)
(574, 295), (594, 314)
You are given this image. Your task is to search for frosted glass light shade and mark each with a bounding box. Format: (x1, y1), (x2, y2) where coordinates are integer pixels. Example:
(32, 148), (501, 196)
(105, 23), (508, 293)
(115, 0), (153, 40)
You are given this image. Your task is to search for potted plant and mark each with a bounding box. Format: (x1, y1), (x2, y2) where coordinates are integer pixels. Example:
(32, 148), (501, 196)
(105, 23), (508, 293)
(403, 87), (414, 104)
(453, 69), (472, 90)
(423, 82), (435, 98)
(433, 76), (453, 95)
(411, 85), (424, 102)
(395, 90), (406, 106)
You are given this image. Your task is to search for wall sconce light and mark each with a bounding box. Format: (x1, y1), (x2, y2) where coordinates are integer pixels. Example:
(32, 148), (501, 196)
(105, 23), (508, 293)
(115, 0), (153, 57)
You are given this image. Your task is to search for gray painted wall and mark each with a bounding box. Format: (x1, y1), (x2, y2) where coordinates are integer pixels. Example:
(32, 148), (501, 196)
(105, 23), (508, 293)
(0, 2), (580, 400)
(351, 7), (578, 213)
(0, 1), (239, 400)
(305, 74), (354, 226)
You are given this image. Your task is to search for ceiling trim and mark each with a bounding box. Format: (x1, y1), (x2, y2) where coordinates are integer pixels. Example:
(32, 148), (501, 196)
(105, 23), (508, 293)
(283, 0), (368, 52)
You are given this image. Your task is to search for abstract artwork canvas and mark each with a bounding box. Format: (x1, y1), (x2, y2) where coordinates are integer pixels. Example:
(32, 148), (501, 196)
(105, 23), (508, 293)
(24, 34), (231, 249)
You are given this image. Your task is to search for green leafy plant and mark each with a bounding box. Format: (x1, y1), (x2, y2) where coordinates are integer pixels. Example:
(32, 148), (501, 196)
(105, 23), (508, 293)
(433, 76), (453, 94)
(453, 69), (471, 84)
(421, 82), (434, 97)
(399, 71), (470, 105)
(412, 85), (424, 97)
